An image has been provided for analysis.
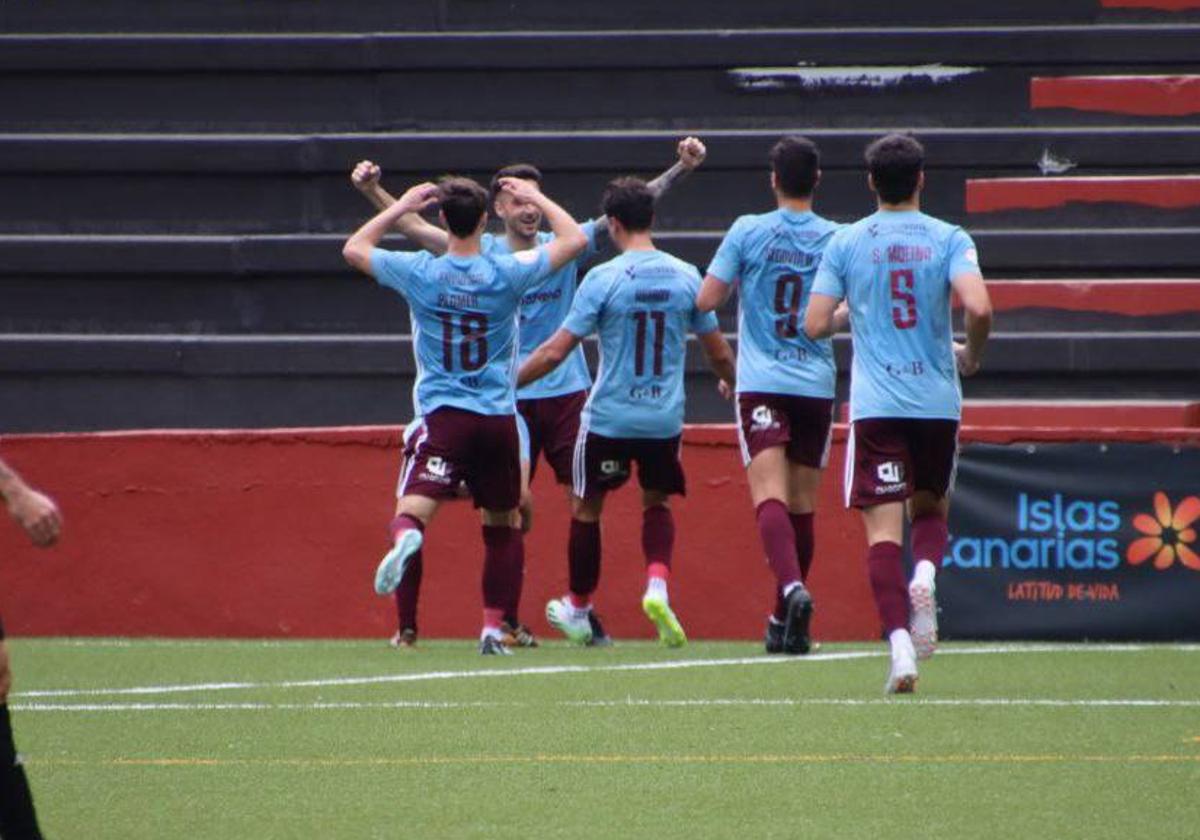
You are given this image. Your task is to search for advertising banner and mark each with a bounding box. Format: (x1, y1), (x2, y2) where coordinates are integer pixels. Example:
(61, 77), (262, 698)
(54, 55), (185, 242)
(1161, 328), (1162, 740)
(940, 442), (1200, 640)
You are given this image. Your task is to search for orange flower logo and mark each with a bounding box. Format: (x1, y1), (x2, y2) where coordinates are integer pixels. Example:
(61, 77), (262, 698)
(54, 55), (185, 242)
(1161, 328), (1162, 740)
(1128, 492), (1200, 571)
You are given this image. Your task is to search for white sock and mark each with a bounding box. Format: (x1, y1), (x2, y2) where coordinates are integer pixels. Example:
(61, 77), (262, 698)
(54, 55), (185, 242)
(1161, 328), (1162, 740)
(480, 626), (502, 642)
(889, 628), (914, 659)
(645, 577), (669, 602)
(782, 580), (802, 598)
(912, 559), (937, 588)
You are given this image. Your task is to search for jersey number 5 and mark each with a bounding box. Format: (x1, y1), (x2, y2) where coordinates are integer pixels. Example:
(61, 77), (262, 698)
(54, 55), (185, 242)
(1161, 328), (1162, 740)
(890, 269), (917, 329)
(438, 312), (488, 372)
(632, 310), (666, 377)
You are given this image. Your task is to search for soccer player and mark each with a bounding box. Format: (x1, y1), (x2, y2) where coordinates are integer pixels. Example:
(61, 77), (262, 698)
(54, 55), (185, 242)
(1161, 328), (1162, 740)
(805, 133), (992, 692)
(518, 177), (736, 647)
(351, 138), (706, 645)
(342, 176), (588, 654)
(0, 456), (63, 839)
(696, 135), (847, 656)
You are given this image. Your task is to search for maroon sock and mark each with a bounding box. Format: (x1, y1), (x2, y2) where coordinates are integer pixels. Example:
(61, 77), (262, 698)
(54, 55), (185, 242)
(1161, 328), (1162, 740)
(482, 525), (523, 613)
(867, 541), (909, 634)
(568, 519), (601, 600)
(757, 500), (801, 590)
(393, 550), (424, 632)
(389, 513), (424, 542)
(911, 513), (949, 566)
(503, 532), (526, 627)
(790, 512), (815, 582)
(642, 505), (675, 570)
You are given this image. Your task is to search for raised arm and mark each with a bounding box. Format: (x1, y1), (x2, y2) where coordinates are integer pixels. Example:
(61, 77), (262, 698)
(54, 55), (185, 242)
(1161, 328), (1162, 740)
(342, 182), (440, 276)
(498, 178), (587, 272)
(951, 271), (993, 376)
(593, 137), (708, 247)
(517, 328), (583, 387)
(351, 161), (449, 255)
(0, 457), (62, 547)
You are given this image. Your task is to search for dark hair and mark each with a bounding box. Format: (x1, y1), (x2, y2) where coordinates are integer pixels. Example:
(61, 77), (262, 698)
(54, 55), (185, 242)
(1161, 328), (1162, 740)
(864, 133), (925, 204)
(769, 135), (820, 198)
(437, 176), (489, 237)
(489, 163), (543, 205)
(601, 176), (654, 233)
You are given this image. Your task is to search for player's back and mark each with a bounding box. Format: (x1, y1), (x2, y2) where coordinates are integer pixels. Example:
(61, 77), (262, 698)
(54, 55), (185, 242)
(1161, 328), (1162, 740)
(821, 210), (976, 421)
(714, 208), (841, 398)
(372, 247), (548, 416)
(573, 249), (713, 439)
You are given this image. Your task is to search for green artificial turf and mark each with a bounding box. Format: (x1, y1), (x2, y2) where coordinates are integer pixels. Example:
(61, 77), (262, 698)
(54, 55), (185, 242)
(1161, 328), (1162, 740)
(9, 639), (1200, 839)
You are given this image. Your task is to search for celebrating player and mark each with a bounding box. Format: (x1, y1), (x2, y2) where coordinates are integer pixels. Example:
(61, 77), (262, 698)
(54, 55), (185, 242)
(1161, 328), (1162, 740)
(518, 177), (736, 647)
(0, 456), (63, 839)
(805, 133), (992, 692)
(696, 136), (846, 655)
(342, 176), (588, 654)
(350, 138), (706, 646)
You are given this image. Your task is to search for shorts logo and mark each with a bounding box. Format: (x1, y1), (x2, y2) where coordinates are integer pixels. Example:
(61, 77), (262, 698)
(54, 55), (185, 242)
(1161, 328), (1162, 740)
(876, 461), (905, 485)
(426, 457), (449, 478)
(750, 405), (775, 431)
(600, 460), (625, 476)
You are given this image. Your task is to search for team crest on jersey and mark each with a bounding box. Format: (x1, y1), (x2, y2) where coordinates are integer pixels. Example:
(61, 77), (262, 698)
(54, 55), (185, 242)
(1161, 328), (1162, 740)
(750, 405), (776, 431)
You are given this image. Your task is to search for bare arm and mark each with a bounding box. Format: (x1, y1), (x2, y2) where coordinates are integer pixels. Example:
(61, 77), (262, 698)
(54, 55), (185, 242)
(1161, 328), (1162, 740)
(804, 292), (842, 340)
(351, 161), (449, 255)
(342, 182), (440, 276)
(699, 330), (737, 397)
(951, 271), (993, 376)
(696, 274), (733, 314)
(517, 329), (583, 388)
(592, 137), (708, 246)
(0, 457), (62, 547)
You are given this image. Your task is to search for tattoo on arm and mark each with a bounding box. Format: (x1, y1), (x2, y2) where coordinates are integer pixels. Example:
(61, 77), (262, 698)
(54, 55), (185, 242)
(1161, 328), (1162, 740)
(646, 161), (690, 202)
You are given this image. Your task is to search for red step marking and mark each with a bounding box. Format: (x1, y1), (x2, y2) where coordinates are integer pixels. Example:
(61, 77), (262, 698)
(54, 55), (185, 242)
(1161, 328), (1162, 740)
(966, 176), (1200, 213)
(953, 280), (1200, 317)
(1031, 75), (1200, 116)
(1100, 0), (1200, 9)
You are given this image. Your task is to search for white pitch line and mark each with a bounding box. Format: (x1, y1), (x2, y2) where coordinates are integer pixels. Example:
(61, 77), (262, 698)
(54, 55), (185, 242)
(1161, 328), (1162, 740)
(13, 696), (1200, 713)
(13, 643), (1198, 701)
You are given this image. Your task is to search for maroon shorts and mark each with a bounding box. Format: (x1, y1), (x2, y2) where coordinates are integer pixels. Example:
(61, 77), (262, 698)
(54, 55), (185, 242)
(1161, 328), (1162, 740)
(518, 389), (587, 486)
(845, 418), (959, 508)
(573, 432), (686, 500)
(737, 392), (835, 468)
(399, 407), (522, 511)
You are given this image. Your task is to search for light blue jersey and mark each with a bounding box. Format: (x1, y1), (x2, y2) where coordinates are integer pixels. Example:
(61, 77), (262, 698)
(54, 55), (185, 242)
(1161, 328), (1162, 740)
(483, 220), (600, 400)
(811, 210), (980, 422)
(371, 246), (552, 416)
(707, 208), (842, 398)
(563, 249), (720, 439)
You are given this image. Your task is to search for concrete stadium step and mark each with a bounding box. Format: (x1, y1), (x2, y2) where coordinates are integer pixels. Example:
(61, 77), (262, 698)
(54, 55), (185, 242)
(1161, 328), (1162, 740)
(7, 129), (1200, 235)
(4, 228), (1199, 283)
(2, 27), (1198, 132)
(965, 175), (1200, 226)
(5, 273), (1196, 337)
(838, 399), (1200, 427)
(2, 332), (1196, 433)
(0, 0), (1132, 34)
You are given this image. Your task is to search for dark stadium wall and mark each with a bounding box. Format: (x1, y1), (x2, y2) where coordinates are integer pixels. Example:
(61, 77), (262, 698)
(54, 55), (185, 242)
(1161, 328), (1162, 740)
(0, 426), (881, 641)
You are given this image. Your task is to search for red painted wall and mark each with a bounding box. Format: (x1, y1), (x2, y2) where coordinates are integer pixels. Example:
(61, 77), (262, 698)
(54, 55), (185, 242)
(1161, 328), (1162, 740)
(2, 425), (1197, 641)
